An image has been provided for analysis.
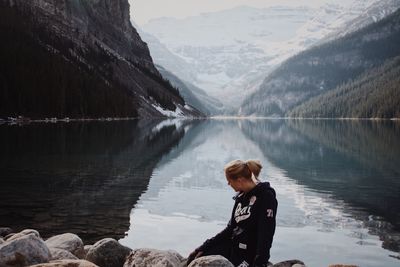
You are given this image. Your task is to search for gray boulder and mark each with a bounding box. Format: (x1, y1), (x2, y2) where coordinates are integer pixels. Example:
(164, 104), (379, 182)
(45, 233), (85, 259)
(4, 233), (14, 240)
(83, 245), (93, 259)
(188, 255), (234, 267)
(0, 238), (4, 245)
(6, 229), (41, 242)
(30, 259), (99, 267)
(273, 260), (306, 267)
(0, 227), (13, 237)
(86, 238), (131, 267)
(123, 248), (185, 267)
(0, 233), (51, 267)
(50, 247), (79, 260)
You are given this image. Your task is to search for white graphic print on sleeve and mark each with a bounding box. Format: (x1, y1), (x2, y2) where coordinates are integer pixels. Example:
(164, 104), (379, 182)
(267, 209), (274, 218)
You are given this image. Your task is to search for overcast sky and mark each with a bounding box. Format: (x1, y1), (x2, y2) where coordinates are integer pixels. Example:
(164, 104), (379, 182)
(129, 0), (350, 25)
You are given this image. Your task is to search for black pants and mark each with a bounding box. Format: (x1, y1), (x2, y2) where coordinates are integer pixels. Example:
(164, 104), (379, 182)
(201, 239), (253, 267)
(201, 238), (232, 259)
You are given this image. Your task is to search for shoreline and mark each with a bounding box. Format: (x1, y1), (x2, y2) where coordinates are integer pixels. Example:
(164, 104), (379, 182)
(1, 116), (399, 126)
(0, 116), (205, 126)
(0, 228), (309, 267)
(210, 116), (400, 121)
(0, 116), (138, 125)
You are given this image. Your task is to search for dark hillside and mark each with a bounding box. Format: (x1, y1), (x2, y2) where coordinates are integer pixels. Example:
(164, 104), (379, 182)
(0, 0), (200, 119)
(0, 4), (137, 118)
(289, 56), (400, 118)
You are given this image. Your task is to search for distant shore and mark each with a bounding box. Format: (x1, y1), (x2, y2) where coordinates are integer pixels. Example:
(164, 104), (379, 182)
(210, 116), (400, 120)
(1, 116), (399, 126)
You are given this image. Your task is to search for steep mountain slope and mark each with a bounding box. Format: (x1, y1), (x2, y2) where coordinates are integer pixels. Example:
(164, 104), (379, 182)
(322, 0), (400, 43)
(0, 0), (202, 118)
(240, 8), (400, 117)
(135, 25), (198, 85)
(288, 56), (400, 118)
(135, 27), (223, 115)
(156, 66), (224, 116)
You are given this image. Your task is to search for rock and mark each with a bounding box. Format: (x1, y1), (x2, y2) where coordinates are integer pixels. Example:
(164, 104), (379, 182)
(50, 248), (79, 260)
(188, 255), (234, 267)
(0, 227), (13, 237)
(30, 259), (99, 267)
(6, 229), (41, 241)
(83, 245), (93, 259)
(273, 260), (306, 267)
(4, 233), (15, 240)
(0, 238), (4, 245)
(0, 233), (51, 267)
(21, 229), (40, 236)
(86, 238), (131, 267)
(123, 248), (184, 267)
(45, 233), (85, 259)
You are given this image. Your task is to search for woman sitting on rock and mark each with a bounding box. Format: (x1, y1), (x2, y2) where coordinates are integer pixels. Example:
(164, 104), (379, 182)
(187, 159), (278, 267)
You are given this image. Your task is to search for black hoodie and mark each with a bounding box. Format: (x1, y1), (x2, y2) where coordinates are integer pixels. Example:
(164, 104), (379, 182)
(198, 182), (278, 267)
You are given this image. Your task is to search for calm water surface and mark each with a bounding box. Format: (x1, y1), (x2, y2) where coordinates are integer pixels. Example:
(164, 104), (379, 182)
(1, 119), (399, 267)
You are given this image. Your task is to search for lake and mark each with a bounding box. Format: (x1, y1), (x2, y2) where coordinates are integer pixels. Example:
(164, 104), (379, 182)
(0, 119), (399, 267)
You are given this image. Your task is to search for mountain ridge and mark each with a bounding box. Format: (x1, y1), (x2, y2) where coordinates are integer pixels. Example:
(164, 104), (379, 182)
(240, 7), (400, 118)
(0, 0), (203, 118)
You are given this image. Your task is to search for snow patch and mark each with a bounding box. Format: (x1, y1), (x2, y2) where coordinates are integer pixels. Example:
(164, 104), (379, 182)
(151, 118), (185, 133)
(152, 103), (185, 117)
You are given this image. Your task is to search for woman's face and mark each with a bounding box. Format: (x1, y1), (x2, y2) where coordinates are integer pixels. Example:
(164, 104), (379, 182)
(226, 176), (243, 192)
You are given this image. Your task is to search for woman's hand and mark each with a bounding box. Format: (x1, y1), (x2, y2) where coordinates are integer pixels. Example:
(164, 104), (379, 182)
(186, 249), (203, 265)
(253, 254), (271, 267)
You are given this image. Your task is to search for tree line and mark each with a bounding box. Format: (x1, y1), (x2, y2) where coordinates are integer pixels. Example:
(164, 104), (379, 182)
(288, 56), (400, 118)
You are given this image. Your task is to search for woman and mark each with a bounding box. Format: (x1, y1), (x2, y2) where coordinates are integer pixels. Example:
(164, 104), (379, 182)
(187, 160), (278, 267)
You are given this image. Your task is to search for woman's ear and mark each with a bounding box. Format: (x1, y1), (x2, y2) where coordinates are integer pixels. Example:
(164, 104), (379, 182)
(237, 177), (245, 184)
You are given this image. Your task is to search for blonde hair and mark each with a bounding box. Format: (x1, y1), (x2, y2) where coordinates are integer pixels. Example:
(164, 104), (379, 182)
(224, 159), (262, 182)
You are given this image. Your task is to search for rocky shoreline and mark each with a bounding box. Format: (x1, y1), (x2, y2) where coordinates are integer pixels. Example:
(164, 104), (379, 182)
(0, 227), (354, 267)
(0, 116), (139, 126)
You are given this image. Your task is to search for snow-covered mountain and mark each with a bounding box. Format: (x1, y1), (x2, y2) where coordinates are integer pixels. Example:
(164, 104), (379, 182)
(135, 25), (198, 84)
(322, 0), (400, 43)
(135, 26), (223, 114)
(141, 5), (315, 108)
(139, 0), (399, 112)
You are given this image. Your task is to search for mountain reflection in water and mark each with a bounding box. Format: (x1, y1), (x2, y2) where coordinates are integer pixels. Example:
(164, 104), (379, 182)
(240, 119), (400, 253)
(121, 119), (400, 267)
(1, 119), (399, 266)
(0, 119), (192, 243)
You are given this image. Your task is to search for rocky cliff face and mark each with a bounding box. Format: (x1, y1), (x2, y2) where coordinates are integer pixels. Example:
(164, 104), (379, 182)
(1, 0), (202, 118)
(10, 0), (152, 68)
